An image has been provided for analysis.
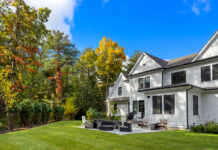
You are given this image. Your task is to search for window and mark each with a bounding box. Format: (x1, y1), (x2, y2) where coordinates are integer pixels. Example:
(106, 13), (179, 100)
(138, 78), (143, 89)
(144, 76), (150, 88)
(213, 64), (218, 80)
(171, 71), (186, 84)
(118, 87), (122, 96)
(201, 66), (211, 82)
(133, 101), (138, 114)
(164, 95), (175, 114)
(153, 96), (162, 114)
(193, 95), (198, 115)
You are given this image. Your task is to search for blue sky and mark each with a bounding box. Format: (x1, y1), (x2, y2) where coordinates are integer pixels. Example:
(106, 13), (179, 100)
(70, 0), (218, 60)
(27, 0), (218, 60)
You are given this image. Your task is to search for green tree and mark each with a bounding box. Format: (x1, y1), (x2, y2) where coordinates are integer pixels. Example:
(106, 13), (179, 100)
(46, 30), (78, 101)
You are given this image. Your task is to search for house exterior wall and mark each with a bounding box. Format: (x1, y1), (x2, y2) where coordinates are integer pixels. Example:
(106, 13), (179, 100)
(197, 35), (218, 61)
(163, 59), (218, 88)
(116, 102), (129, 116)
(142, 90), (187, 128)
(201, 92), (218, 124)
(131, 53), (161, 75)
(109, 74), (130, 99)
(188, 88), (203, 126)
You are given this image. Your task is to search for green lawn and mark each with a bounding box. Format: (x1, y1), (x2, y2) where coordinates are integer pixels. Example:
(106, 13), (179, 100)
(0, 121), (218, 150)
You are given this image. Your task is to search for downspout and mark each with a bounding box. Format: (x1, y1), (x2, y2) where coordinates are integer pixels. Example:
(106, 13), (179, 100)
(186, 86), (193, 130)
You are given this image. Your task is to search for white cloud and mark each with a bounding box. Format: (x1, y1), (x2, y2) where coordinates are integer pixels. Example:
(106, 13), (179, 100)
(24, 0), (80, 40)
(184, 0), (211, 15)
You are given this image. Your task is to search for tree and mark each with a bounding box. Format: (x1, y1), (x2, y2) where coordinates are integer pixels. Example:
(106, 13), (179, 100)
(46, 30), (78, 101)
(123, 50), (141, 73)
(73, 48), (102, 113)
(95, 37), (126, 110)
(0, 0), (50, 92)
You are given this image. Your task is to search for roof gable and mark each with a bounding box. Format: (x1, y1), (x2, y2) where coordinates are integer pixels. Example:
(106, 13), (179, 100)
(193, 31), (218, 62)
(129, 52), (164, 75)
(108, 73), (127, 98)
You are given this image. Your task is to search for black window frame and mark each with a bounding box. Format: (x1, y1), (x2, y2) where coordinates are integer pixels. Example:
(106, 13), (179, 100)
(152, 96), (162, 114)
(171, 71), (186, 85)
(138, 78), (144, 89)
(213, 64), (218, 80)
(193, 95), (199, 115)
(201, 66), (211, 82)
(139, 100), (145, 118)
(164, 95), (175, 114)
(144, 76), (150, 89)
(118, 86), (122, 96)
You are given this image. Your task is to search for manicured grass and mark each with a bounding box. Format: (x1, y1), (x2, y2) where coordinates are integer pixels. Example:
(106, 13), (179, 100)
(0, 121), (218, 150)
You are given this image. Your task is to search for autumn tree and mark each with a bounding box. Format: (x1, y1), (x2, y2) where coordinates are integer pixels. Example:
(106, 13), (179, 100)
(46, 30), (78, 101)
(0, 0), (50, 92)
(95, 37), (126, 109)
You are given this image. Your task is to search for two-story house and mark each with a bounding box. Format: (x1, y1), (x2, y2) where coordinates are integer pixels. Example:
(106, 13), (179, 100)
(107, 31), (218, 129)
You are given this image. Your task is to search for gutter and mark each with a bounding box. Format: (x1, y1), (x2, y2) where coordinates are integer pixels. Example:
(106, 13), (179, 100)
(186, 86), (193, 130)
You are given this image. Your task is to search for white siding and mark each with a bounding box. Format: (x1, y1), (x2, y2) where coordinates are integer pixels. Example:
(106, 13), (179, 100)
(109, 74), (130, 99)
(201, 93), (218, 124)
(163, 59), (218, 88)
(188, 89), (202, 126)
(197, 35), (218, 61)
(116, 102), (129, 116)
(143, 90), (187, 128)
(131, 53), (161, 75)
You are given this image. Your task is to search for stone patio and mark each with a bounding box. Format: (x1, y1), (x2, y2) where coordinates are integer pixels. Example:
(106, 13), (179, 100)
(77, 126), (163, 135)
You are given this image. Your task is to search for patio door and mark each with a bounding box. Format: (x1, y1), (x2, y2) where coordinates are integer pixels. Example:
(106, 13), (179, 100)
(139, 100), (145, 118)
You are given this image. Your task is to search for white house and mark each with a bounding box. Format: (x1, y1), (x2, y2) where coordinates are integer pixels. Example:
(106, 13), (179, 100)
(107, 31), (218, 129)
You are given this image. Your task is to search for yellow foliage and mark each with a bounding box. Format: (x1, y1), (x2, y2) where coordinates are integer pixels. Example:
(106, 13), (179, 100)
(95, 36), (126, 85)
(0, 69), (18, 109)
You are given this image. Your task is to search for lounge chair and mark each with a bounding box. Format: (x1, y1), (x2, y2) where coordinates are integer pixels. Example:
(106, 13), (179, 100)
(81, 116), (92, 128)
(120, 122), (132, 132)
(156, 119), (168, 130)
(137, 118), (148, 128)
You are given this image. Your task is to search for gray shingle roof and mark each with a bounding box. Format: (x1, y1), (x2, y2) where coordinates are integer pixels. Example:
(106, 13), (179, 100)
(145, 52), (198, 69)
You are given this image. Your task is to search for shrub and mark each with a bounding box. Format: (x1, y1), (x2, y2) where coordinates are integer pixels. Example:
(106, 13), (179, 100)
(53, 105), (64, 121)
(19, 99), (34, 126)
(86, 108), (105, 120)
(33, 102), (42, 125)
(41, 103), (51, 124)
(191, 121), (218, 134)
(64, 97), (78, 120)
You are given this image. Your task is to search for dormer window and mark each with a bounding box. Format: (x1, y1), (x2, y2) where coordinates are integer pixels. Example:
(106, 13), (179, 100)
(118, 87), (122, 96)
(138, 78), (144, 89)
(171, 71), (186, 84)
(144, 76), (150, 88)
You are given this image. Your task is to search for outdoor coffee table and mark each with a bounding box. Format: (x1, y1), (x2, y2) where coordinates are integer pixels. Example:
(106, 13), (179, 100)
(99, 125), (114, 131)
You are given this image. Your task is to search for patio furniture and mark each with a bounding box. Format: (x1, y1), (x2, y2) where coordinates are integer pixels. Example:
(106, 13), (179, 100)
(98, 120), (117, 130)
(137, 118), (148, 128)
(156, 119), (168, 130)
(127, 112), (134, 120)
(120, 122), (132, 132)
(121, 116), (127, 126)
(99, 125), (114, 131)
(81, 116), (93, 128)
